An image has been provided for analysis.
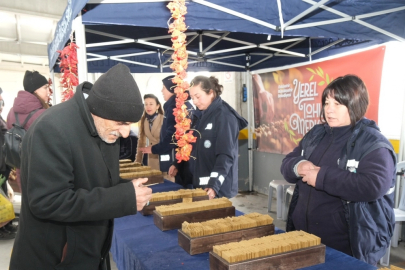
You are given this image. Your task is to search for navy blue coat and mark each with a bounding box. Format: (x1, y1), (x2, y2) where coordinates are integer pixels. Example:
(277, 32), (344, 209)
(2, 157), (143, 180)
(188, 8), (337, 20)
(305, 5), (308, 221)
(191, 97), (247, 198)
(151, 95), (194, 172)
(281, 118), (396, 265)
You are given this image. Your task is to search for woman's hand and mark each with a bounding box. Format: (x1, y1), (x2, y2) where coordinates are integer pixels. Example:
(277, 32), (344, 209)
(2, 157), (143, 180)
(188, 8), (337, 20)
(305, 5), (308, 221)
(298, 161), (320, 187)
(168, 165), (178, 177)
(140, 146), (152, 154)
(204, 188), (216, 200)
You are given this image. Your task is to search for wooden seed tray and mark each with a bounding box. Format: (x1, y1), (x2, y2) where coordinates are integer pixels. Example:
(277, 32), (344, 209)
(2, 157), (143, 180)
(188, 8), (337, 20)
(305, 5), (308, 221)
(178, 224), (275, 255)
(209, 244), (325, 270)
(140, 195), (209, 216)
(153, 206), (236, 231)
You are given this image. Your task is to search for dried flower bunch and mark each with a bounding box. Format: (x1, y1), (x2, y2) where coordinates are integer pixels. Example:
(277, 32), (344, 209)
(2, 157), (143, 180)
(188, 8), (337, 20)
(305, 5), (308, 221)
(167, 0), (197, 162)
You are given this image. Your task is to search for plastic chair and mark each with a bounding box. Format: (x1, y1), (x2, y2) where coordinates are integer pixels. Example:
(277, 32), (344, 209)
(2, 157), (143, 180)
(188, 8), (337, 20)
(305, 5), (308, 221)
(268, 180), (295, 220)
(380, 161), (405, 266)
(283, 186), (296, 221)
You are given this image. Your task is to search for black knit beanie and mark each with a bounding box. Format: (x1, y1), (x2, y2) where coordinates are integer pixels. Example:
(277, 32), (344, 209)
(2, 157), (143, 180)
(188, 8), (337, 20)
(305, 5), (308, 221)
(86, 64), (143, 122)
(23, 70), (48, 93)
(162, 75), (176, 93)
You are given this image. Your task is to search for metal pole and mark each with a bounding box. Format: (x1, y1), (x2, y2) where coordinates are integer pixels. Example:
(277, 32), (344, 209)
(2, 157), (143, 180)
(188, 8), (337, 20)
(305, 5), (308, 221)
(73, 12), (88, 83)
(395, 87), (405, 207)
(50, 70), (57, 105)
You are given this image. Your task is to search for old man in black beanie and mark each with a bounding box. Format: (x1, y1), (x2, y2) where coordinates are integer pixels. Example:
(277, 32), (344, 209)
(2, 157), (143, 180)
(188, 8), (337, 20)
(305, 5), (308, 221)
(10, 64), (152, 270)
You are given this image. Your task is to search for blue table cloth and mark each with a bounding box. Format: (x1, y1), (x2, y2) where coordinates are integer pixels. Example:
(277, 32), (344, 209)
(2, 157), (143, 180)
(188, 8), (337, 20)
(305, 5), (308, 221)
(111, 181), (377, 270)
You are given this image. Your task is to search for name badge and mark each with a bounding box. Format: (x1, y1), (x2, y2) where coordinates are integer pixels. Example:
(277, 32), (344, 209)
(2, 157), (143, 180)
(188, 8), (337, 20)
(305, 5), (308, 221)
(160, 155), (170, 161)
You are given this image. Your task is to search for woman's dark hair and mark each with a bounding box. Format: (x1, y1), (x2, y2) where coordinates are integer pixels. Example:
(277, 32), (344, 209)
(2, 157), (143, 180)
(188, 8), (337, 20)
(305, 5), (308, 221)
(139, 94), (163, 139)
(320, 74), (369, 127)
(190, 76), (223, 98)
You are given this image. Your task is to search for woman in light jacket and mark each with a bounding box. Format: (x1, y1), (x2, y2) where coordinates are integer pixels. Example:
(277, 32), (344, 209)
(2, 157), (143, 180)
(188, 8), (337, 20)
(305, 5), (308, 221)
(135, 94), (164, 170)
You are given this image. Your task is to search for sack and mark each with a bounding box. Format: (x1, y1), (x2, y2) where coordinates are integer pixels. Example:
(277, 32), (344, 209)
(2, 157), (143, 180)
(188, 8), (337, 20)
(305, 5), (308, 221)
(3, 109), (38, 168)
(0, 189), (15, 223)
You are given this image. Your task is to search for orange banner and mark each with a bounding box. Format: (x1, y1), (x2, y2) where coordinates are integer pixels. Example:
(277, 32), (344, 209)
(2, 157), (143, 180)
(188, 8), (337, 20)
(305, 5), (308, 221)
(252, 46), (385, 154)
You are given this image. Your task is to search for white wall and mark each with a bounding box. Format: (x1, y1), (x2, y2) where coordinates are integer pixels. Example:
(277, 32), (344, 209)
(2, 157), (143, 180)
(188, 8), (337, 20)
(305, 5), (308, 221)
(378, 41), (405, 140)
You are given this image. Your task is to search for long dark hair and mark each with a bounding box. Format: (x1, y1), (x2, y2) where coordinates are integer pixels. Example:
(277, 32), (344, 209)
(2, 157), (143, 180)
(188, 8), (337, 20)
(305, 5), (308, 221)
(190, 76), (223, 101)
(138, 94), (163, 139)
(320, 74), (369, 127)
(33, 92), (50, 109)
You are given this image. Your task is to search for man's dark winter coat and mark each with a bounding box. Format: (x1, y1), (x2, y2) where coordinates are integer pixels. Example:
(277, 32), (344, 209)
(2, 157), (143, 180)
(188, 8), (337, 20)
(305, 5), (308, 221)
(9, 82), (137, 270)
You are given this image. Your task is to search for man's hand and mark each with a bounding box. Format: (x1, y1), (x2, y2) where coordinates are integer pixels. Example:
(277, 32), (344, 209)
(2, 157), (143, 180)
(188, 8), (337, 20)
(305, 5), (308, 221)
(139, 146), (152, 154)
(168, 165), (178, 177)
(131, 178), (152, 211)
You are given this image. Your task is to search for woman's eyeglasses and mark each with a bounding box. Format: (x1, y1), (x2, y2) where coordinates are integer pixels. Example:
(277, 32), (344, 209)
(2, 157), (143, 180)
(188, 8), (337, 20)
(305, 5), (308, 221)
(0, 100), (4, 107)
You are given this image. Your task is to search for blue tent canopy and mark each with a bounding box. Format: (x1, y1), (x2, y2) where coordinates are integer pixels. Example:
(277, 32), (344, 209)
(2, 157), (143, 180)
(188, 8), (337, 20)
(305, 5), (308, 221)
(48, 0), (405, 73)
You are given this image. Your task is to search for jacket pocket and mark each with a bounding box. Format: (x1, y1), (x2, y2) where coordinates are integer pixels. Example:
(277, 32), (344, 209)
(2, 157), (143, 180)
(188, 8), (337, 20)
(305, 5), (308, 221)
(55, 227), (76, 269)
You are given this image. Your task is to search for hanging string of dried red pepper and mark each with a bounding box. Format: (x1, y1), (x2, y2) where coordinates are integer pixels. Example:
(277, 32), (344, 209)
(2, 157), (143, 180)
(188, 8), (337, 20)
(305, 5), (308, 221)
(57, 38), (79, 102)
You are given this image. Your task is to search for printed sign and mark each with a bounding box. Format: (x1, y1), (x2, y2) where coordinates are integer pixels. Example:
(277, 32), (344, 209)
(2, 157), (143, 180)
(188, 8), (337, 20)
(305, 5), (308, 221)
(252, 46), (385, 154)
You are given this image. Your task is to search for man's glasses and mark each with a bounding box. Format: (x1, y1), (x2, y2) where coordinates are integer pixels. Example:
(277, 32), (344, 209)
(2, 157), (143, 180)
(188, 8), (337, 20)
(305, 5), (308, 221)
(0, 100), (4, 107)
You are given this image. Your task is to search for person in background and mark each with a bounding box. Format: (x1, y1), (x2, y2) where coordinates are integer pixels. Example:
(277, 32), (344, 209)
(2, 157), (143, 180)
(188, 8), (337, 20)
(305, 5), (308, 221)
(7, 70), (50, 193)
(9, 64), (152, 270)
(119, 129), (138, 161)
(0, 88), (17, 239)
(135, 94), (164, 170)
(280, 75), (396, 265)
(140, 75), (193, 182)
(188, 76), (247, 199)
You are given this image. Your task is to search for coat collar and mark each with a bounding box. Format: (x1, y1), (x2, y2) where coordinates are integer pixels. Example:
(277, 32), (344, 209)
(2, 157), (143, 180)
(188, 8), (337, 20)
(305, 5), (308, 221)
(73, 82), (98, 137)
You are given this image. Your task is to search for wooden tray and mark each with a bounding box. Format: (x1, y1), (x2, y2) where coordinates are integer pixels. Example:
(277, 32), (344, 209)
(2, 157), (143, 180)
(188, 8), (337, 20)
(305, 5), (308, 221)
(178, 224), (275, 255)
(121, 174), (164, 185)
(153, 206), (236, 231)
(209, 244), (325, 270)
(140, 195), (209, 216)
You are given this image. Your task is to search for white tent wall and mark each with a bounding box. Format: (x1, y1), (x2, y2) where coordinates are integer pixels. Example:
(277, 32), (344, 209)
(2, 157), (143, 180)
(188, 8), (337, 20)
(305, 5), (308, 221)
(250, 42), (405, 196)
(0, 69), (63, 115)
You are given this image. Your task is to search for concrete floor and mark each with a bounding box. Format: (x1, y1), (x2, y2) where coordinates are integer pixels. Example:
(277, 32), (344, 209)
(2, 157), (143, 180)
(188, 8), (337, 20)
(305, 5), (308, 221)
(1, 191), (404, 269)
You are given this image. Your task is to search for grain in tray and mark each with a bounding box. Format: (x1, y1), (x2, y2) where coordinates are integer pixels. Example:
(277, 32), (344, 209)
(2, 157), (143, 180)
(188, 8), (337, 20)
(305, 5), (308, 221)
(212, 231), (321, 263)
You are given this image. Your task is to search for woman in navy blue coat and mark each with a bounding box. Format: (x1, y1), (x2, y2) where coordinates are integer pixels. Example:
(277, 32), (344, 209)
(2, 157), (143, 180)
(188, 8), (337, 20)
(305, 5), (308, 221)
(280, 75), (396, 265)
(188, 76), (247, 199)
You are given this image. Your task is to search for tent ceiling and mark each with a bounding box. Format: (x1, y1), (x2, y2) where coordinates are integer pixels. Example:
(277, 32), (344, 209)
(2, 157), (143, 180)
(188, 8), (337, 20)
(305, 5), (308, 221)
(73, 0), (405, 73)
(0, 0), (67, 72)
(46, 0), (405, 73)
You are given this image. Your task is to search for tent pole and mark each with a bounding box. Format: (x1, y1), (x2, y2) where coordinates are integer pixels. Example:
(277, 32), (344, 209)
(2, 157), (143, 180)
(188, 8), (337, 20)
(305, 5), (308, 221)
(73, 12), (88, 83)
(245, 54), (253, 192)
(158, 49), (162, 73)
(50, 70), (57, 105)
(396, 89), (405, 207)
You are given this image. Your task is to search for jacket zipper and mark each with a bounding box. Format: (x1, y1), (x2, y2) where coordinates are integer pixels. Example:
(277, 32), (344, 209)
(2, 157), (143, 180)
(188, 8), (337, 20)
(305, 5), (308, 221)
(305, 128), (334, 232)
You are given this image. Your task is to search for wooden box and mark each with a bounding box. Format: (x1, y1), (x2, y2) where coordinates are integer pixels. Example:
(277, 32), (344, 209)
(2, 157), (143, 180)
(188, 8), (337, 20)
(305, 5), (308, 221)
(140, 195), (209, 216)
(121, 174), (164, 185)
(144, 175), (164, 185)
(153, 206), (236, 231)
(178, 224), (275, 255)
(209, 244), (326, 270)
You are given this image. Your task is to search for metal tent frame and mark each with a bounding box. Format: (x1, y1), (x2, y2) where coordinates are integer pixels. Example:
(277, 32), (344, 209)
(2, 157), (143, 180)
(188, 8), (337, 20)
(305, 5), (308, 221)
(50, 0), (405, 195)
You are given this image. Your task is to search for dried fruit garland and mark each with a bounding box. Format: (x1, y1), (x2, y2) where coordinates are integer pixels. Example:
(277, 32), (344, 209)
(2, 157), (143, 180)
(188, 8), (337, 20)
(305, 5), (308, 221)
(167, 0), (196, 162)
(57, 41), (79, 102)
